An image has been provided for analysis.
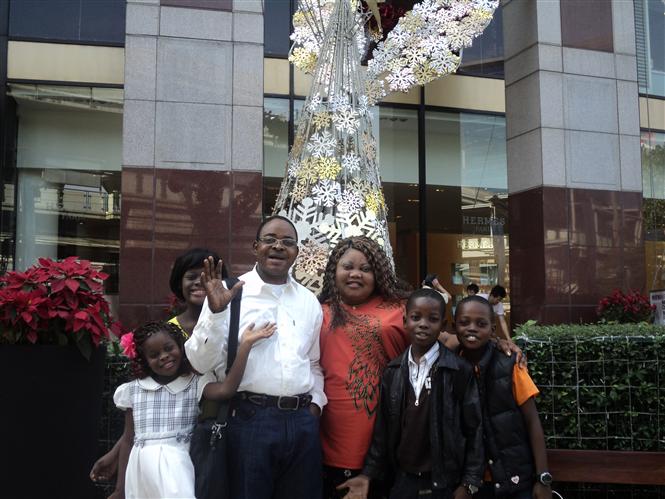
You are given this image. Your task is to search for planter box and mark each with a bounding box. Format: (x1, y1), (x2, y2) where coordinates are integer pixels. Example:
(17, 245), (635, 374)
(0, 344), (106, 499)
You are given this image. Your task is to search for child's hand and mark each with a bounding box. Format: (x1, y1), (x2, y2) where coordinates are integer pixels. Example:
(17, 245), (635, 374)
(494, 337), (527, 367)
(338, 474), (369, 499)
(90, 453), (117, 482)
(240, 322), (276, 346)
(533, 482), (552, 499)
(201, 256), (244, 313)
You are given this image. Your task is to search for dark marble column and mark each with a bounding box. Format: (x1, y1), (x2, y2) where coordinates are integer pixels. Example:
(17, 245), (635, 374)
(119, 0), (264, 328)
(503, 0), (645, 325)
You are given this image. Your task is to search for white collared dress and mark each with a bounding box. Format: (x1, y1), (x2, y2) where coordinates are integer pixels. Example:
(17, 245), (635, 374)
(114, 372), (215, 499)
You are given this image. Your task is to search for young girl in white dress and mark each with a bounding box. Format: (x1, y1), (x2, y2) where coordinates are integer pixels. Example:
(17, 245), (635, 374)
(109, 320), (276, 499)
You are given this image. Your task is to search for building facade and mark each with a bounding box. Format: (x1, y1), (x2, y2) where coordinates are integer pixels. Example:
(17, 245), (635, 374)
(0, 0), (663, 329)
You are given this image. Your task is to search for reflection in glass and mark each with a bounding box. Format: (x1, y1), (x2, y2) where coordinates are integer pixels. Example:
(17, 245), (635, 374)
(264, 0), (294, 57)
(263, 97), (290, 215)
(636, 0), (665, 97)
(642, 131), (665, 290)
(377, 107), (419, 285)
(425, 111), (509, 320)
(15, 169), (121, 291)
(458, 6), (504, 78)
(12, 86), (122, 292)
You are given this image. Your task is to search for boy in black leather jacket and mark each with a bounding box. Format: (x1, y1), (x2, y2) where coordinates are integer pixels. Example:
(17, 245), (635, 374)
(339, 288), (484, 499)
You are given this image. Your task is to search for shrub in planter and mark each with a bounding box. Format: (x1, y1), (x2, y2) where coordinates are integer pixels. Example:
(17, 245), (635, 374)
(0, 257), (125, 498)
(597, 289), (655, 324)
(0, 256), (124, 358)
(515, 322), (665, 452)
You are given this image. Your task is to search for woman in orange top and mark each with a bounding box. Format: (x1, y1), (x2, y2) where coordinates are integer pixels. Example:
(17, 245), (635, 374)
(318, 237), (411, 499)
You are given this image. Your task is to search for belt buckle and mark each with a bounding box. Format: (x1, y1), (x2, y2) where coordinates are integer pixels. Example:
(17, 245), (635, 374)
(277, 395), (299, 410)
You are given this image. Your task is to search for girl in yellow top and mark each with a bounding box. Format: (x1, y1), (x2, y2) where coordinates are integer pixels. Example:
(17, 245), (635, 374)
(167, 248), (228, 338)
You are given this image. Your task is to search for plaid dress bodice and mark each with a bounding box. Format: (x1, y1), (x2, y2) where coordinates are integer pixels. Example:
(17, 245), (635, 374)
(130, 378), (199, 436)
(114, 373), (215, 446)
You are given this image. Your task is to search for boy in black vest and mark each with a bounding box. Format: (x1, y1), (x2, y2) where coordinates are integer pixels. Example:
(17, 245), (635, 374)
(455, 295), (552, 499)
(339, 288), (484, 499)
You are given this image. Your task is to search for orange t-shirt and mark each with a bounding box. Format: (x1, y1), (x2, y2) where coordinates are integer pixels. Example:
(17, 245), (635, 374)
(512, 363), (540, 406)
(319, 296), (410, 469)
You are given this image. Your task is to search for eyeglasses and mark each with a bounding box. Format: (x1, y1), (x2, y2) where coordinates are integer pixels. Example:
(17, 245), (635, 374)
(257, 236), (298, 248)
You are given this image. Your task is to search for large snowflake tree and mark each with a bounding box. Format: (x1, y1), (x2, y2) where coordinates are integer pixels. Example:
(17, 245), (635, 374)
(274, 0), (499, 291)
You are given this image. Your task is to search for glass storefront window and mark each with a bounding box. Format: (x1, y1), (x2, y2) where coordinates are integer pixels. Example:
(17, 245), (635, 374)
(425, 111), (509, 319)
(458, 5), (504, 78)
(636, 0), (665, 97)
(263, 97), (301, 214)
(375, 106), (420, 284)
(264, 0), (294, 57)
(9, 84), (122, 292)
(642, 131), (665, 290)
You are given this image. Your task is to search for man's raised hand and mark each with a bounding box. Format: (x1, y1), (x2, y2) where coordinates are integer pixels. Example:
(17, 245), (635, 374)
(201, 256), (244, 313)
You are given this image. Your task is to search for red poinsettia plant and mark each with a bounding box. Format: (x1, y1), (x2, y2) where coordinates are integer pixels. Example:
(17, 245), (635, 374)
(0, 257), (125, 360)
(597, 288), (655, 324)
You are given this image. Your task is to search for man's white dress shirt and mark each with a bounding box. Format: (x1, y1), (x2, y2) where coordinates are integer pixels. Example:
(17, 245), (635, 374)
(185, 266), (327, 409)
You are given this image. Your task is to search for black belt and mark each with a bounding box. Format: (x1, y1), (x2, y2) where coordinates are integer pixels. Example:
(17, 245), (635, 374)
(238, 392), (312, 410)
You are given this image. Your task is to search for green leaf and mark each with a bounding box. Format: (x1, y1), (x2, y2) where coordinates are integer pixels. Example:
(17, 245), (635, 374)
(56, 332), (68, 347)
(75, 331), (92, 361)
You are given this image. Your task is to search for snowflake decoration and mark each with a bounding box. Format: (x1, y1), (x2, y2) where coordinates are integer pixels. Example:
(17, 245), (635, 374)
(414, 63), (437, 85)
(289, 0), (367, 75)
(337, 190), (364, 213)
(357, 95), (369, 116)
(315, 157), (341, 180)
(387, 67), (416, 92)
(332, 107), (359, 134)
(312, 111), (332, 130)
(401, 14), (425, 32)
(307, 92), (322, 113)
(329, 93), (350, 112)
(365, 79), (386, 106)
(364, 0), (499, 98)
(288, 47), (317, 74)
(292, 132), (306, 158)
(287, 159), (301, 178)
(364, 190), (385, 214)
(387, 57), (408, 73)
(431, 51), (460, 75)
(295, 240), (329, 275)
(311, 180), (341, 207)
(296, 157), (319, 183)
(292, 181), (308, 202)
(306, 130), (336, 158)
(362, 132), (377, 161)
(404, 45), (426, 66)
(342, 153), (361, 173)
(446, 25), (470, 51)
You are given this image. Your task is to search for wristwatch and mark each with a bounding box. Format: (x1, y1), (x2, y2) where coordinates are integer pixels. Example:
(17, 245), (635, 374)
(463, 483), (479, 495)
(537, 471), (553, 487)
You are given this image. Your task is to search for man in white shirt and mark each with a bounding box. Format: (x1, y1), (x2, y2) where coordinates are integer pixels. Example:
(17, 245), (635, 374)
(185, 215), (325, 499)
(478, 285), (510, 341)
